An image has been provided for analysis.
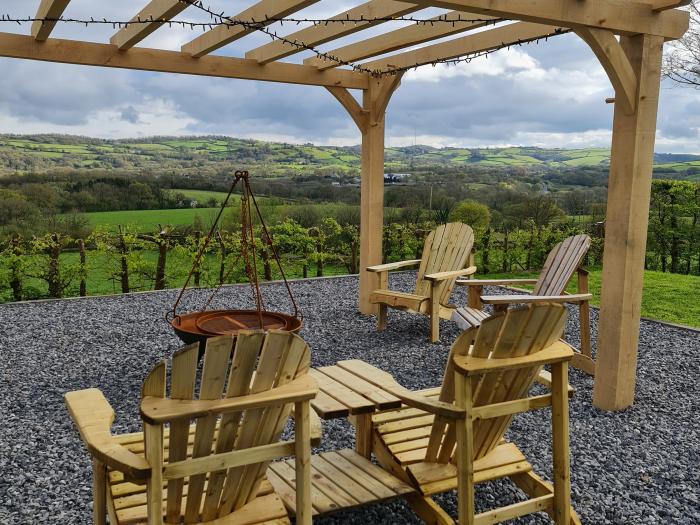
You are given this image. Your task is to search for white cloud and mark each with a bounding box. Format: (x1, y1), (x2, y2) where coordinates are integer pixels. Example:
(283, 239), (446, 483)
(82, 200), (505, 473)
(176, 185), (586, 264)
(404, 47), (539, 83)
(0, 98), (197, 138)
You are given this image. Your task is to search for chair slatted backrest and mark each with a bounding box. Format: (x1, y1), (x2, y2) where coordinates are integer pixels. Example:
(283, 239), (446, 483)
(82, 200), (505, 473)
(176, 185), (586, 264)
(414, 222), (475, 304)
(424, 304), (568, 464)
(140, 330), (310, 524)
(533, 234), (591, 296)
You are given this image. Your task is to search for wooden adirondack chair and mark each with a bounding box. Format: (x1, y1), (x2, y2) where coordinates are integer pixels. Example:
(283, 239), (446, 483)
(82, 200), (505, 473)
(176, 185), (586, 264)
(65, 330), (317, 525)
(336, 303), (580, 524)
(453, 233), (594, 374)
(367, 222), (476, 342)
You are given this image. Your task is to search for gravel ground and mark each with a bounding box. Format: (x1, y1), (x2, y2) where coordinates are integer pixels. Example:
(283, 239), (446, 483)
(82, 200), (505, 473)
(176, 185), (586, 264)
(1, 273), (698, 524)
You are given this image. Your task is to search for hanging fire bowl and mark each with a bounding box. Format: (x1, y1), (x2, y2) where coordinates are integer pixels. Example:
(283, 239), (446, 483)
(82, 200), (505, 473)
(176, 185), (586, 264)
(170, 309), (302, 347)
(167, 170), (302, 355)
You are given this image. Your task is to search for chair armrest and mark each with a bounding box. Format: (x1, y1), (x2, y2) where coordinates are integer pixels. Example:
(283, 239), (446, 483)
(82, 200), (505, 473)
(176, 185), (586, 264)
(141, 375), (318, 424)
(381, 384), (466, 419)
(335, 360), (464, 419)
(424, 266), (477, 282)
(455, 278), (538, 286)
(480, 293), (593, 305)
(366, 259), (421, 272)
(453, 341), (574, 376)
(536, 370), (575, 398)
(65, 389), (151, 480)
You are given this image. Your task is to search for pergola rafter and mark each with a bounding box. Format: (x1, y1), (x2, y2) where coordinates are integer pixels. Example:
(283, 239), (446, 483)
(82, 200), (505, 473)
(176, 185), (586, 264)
(181, 0), (320, 58)
(110, 0), (190, 50)
(3, 0), (692, 412)
(361, 21), (564, 72)
(303, 11), (500, 70)
(245, 0), (423, 64)
(31, 0), (71, 41)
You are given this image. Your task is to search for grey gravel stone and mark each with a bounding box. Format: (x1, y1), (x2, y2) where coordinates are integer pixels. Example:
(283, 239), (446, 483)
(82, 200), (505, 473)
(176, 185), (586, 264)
(0, 273), (698, 524)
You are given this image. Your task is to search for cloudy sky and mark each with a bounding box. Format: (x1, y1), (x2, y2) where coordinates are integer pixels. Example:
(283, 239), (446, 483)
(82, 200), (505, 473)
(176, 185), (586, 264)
(0, 0), (698, 152)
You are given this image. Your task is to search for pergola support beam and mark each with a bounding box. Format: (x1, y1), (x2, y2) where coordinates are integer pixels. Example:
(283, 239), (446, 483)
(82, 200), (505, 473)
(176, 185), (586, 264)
(594, 33), (664, 410)
(576, 28), (638, 115)
(414, 0), (688, 40)
(0, 32), (368, 90)
(326, 88), (369, 133)
(32, 0), (71, 41)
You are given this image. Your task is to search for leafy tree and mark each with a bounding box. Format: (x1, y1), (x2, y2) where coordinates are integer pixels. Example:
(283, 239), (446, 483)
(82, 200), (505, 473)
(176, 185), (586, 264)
(449, 200), (491, 231)
(663, 1), (700, 86)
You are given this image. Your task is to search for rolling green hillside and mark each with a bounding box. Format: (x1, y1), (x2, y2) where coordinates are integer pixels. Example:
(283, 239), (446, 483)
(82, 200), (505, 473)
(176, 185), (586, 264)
(1, 134), (698, 178)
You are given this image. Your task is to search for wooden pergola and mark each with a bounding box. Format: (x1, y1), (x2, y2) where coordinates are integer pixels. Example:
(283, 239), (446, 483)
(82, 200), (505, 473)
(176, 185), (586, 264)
(0, 0), (689, 411)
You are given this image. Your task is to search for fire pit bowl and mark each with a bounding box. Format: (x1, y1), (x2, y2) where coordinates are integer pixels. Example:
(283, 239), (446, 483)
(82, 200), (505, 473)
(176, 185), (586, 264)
(171, 309), (303, 355)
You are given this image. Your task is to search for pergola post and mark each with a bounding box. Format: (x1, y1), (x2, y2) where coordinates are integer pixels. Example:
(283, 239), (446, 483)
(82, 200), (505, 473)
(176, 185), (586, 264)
(359, 75), (403, 314)
(327, 74), (402, 314)
(594, 34), (664, 411)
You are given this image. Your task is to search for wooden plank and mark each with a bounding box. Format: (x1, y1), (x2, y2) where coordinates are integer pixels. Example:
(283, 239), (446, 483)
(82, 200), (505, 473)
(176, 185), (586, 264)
(363, 21), (562, 73)
(319, 451), (401, 500)
(316, 365), (401, 408)
(32, 0), (71, 41)
(309, 369), (376, 415)
(594, 34), (664, 410)
(231, 334), (309, 512)
(0, 32), (369, 90)
(165, 343), (198, 522)
(201, 332), (262, 519)
(336, 449), (415, 494)
(305, 11), (499, 70)
(245, 0), (422, 64)
(369, 289), (427, 310)
(410, 0), (689, 39)
(311, 455), (378, 503)
(473, 494), (553, 524)
(217, 332), (309, 515)
(376, 414), (435, 435)
(110, 0), (190, 50)
(309, 389), (349, 419)
(184, 337), (233, 522)
(268, 461), (337, 514)
(143, 423), (164, 525)
(182, 0), (319, 58)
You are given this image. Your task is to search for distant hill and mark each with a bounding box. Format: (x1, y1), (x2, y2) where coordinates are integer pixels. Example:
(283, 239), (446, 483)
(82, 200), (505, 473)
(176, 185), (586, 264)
(0, 134), (698, 179)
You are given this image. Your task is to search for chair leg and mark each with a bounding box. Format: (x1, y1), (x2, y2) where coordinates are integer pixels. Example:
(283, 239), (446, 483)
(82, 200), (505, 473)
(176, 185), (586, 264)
(429, 282), (443, 343)
(579, 300), (592, 359)
(430, 311), (440, 343)
(467, 285), (483, 310)
(406, 494), (455, 525)
(92, 459), (107, 525)
(455, 371), (475, 525)
(510, 471), (581, 525)
(355, 414), (372, 459)
(294, 401), (313, 525)
(377, 304), (388, 331)
(551, 362), (572, 525)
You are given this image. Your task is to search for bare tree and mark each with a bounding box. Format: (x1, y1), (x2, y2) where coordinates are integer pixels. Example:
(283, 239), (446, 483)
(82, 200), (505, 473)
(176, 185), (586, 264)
(663, 2), (700, 86)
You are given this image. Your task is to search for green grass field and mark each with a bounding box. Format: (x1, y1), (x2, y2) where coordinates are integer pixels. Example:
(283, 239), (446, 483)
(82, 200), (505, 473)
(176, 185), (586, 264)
(78, 208), (223, 231)
(479, 268), (700, 328)
(168, 189), (230, 204)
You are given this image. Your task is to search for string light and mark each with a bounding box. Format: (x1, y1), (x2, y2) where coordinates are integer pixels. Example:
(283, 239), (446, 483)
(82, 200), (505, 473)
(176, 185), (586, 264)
(0, 3), (568, 77)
